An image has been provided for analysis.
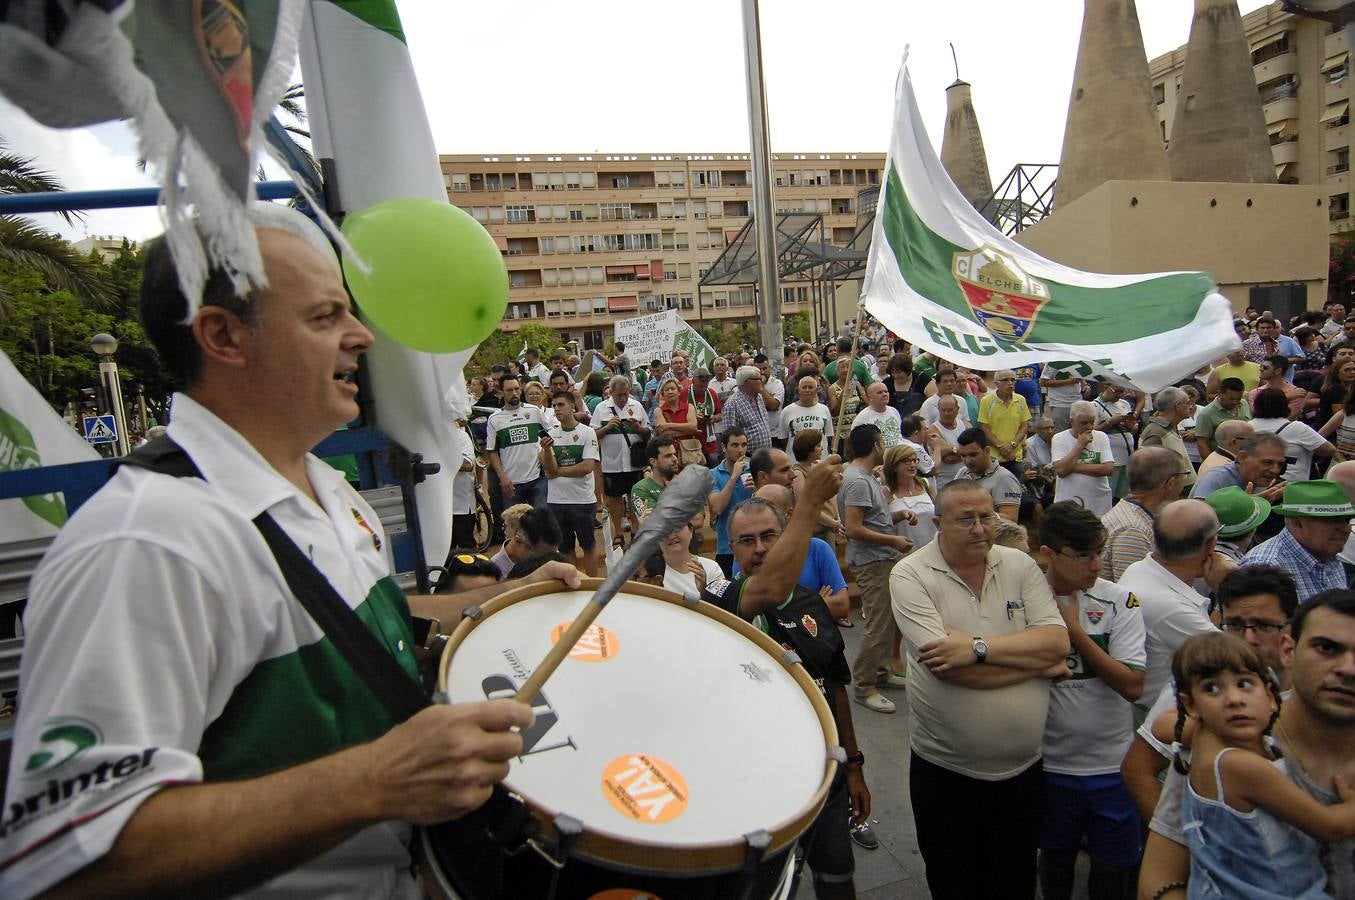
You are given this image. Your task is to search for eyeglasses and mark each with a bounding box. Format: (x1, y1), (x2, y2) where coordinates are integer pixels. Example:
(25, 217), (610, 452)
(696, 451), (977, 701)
(1222, 619), (1286, 636)
(733, 529), (781, 549)
(1058, 547), (1105, 564)
(946, 513), (1002, 529)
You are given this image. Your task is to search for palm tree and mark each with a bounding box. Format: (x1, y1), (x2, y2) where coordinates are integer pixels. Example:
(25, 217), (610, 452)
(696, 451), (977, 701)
(0, 139), (111, 315)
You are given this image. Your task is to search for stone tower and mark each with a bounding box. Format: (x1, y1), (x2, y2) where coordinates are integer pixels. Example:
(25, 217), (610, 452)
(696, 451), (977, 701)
(1055, 0), (1169, 208)
(939, 79), (995, 212)
(1168, 0), (1276, 183)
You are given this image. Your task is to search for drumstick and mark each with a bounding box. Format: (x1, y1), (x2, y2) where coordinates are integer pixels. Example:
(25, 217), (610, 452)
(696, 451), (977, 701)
(514, 463), (715, 703)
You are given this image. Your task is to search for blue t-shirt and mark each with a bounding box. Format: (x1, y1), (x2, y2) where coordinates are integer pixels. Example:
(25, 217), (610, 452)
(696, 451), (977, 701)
(709, 460), (753, 555)
(1015, 363), (1042, 411)
(734, 537), (847, 595)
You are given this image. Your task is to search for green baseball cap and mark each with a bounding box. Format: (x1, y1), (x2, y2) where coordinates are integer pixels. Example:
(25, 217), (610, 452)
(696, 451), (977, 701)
(1202, 485), (1270, 538)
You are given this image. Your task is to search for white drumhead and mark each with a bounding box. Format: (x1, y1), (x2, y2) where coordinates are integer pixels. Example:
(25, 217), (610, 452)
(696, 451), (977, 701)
(443, 589), (830, 848)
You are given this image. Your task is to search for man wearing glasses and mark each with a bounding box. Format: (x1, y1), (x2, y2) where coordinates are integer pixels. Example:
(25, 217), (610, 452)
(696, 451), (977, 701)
(891, 480), (1069, 899)
(720, 366), (775, 451)
(702, 463), (875, 900)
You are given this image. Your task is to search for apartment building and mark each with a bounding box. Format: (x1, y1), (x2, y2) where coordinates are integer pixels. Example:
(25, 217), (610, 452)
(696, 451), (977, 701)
(440, 152), (886, 349)
(1149, 3), (1352, 237)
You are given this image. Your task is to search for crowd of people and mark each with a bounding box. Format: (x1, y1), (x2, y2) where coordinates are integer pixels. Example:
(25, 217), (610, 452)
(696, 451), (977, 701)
(6, 206), (1355, 900)
(454, 303), (1355, 900)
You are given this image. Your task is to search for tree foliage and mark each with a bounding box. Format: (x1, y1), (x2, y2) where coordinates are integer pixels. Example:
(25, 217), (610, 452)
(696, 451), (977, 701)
(1330, 236), (1355, 304)
(466, 322), (561, 375)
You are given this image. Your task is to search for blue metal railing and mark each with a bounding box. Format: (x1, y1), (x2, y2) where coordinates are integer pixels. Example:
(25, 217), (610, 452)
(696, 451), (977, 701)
(0, 180), (299, 215)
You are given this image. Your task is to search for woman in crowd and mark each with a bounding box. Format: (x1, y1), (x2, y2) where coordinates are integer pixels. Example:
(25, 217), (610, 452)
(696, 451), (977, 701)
(882, 444), (936, 551)
(790, 428), (845, 544)
(659, 510), (723, 598)
(1251, 387), (1334, 480)
(1179, 384), (1202, 469)
(1316, 355), (1355, 427)
(582, 370), (610, 416)
(522, 381), (558, 429)
(883, 353), (934, 420)
(827, 353), (867, 454)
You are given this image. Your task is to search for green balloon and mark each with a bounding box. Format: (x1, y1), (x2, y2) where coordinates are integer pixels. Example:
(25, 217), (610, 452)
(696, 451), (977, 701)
(341, 196), (508, 353)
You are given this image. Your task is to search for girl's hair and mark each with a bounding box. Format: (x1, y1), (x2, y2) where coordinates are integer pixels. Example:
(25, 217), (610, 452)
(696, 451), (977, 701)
(1170, 632), (1281, 775)
(992, 519), (1028, 549)
(584, 371), (608, 397)
(791, 429), (824, 463)
(881, 443), (921, 493)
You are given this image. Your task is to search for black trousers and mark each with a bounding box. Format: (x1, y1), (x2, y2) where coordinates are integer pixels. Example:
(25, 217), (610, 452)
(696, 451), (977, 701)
(909, 751), (1043, 900)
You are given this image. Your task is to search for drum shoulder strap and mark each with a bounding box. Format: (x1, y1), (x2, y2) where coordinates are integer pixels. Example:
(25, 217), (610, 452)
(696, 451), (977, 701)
(115, 435), (429, 723)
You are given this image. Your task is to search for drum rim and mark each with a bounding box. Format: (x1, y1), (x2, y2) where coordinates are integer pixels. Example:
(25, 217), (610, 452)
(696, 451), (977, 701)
(437, 576), (840, 873)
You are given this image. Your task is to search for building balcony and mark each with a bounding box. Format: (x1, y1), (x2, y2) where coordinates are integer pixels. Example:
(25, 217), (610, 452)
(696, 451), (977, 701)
(1253, 49), (1297, 85)
(1327, 123), (1351, 153)
(1327, 79), (1350, 106)
(1271, 140), (1301, 166)
(1327, 30), (1349, 61)
(1263, 96), (1299, 125)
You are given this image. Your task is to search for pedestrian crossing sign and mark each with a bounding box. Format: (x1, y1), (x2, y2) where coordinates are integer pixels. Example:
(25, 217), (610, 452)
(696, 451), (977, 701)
(82, 415), (118, 444)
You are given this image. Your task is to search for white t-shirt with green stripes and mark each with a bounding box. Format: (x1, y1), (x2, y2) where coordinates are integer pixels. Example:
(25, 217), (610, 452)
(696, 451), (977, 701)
(1042, 578), (1147, 776)
(0, 395), (421, 900)
(486, 403), (547, 484)
(545, 423), (600, 505)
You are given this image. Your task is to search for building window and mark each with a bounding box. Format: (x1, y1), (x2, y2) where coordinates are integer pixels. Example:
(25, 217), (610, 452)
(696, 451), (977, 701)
(450, 173), (469, 192)
(566, 172), (581, 190)
(1258, 74), (1297, 104)
(506, 205), (533, 223)
(569, 207), (584, 222)
(1250, 32), (1291, 66)
(675, 232), (689, 250)
(533, 172), (549, 191)
(673, 201), (687, 220)
(539, 236), (555, 254)
(503, 174), (517, 191)
(470, 173), (484, 192)
(471, 207), (488, 223)
(581, 172), (597, 189)
(556, 235), (570, 254)
(1330, 148), (1350, 176)
(486, 175), (501, 192)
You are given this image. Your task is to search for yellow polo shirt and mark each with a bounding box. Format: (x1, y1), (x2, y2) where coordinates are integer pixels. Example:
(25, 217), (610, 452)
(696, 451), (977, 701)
(1211, 361), (1260, 393)
(978, 392), (1031, 462)
(892, 541), (1065, 780)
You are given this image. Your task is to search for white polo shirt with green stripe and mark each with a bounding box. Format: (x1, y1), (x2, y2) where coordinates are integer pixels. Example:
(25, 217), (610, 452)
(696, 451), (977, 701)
(486, 403), (546, 485)
(1041, 577), (1146, 776)
(0, 394), (421, 900)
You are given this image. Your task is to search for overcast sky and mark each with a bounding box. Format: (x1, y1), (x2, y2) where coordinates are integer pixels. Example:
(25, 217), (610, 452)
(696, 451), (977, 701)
(3, 0), (1271, 244)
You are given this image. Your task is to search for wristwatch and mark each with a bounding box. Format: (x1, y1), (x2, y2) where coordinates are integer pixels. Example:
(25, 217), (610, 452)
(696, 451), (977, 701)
(845, 750), (865, 767)
(972, 636), (989, 664)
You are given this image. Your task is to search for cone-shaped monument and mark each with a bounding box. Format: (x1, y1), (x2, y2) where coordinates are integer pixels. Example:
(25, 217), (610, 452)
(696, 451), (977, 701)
(1055, 0), (1169, 208)
(940, 79), (994, 212)
(1168, 0), (1276, 183)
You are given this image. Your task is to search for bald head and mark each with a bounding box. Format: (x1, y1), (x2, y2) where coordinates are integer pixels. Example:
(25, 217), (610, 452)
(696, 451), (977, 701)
(754, 483), (795, 517)
(1152, 499), (1220, 561)
(1213, 419), (1253, 453)
(1327, 461), (1355, 502)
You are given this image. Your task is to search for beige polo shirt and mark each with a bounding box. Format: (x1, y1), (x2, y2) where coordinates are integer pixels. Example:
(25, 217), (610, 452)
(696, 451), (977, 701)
(892, 541), (1064, 780)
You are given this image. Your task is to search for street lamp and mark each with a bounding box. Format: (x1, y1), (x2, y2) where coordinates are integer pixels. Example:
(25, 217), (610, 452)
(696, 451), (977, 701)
(90, 332), (131, 456)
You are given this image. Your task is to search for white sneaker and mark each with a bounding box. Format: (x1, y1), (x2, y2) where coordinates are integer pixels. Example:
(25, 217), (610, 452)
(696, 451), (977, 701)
(878, 673), (907, 689)
(853, 691), (896, 714)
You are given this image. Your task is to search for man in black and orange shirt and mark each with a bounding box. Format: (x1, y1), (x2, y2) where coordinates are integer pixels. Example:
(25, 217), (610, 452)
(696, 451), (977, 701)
(701, 458), (872, 900)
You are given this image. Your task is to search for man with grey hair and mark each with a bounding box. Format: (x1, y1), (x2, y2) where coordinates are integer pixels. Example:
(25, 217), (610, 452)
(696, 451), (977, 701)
(1138, 386), (1195, 496)
(1100, 448), (1191, 582)
(721, 365), (775, 451)
(1197, 418), (1254, 479)
(750, 483), (851, 623)
(1118, 499), (1222, 717)
(1051, 399), (1115, 516)
(593, 374), (652, 543)
(1327, 460), (1355, 566)
(1190, 431), (1287, 502)
(1243, 479), (1355, 601)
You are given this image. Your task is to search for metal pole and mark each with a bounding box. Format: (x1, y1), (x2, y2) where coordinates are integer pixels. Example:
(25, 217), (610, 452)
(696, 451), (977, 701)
(98, 360), (131, 456)
(741, 0), (782, 357)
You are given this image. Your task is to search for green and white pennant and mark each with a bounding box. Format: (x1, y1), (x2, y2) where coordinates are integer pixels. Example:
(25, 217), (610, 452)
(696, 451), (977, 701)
(861, 61), (1239, 392)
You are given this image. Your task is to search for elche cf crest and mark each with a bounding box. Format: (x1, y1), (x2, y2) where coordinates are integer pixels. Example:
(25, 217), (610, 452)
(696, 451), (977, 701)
(952, 246), (1050, 344)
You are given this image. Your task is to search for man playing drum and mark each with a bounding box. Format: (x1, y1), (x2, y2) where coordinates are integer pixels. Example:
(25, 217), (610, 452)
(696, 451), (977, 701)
(0, 215), (582, 898)
(702, 458), (871, 900)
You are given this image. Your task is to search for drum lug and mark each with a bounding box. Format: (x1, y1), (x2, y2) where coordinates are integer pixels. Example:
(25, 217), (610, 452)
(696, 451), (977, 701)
(828, 745), (847, 764)
(780, 649), (802, 667)
(734, 829), (773, 900)
(462, 604), (484, 622)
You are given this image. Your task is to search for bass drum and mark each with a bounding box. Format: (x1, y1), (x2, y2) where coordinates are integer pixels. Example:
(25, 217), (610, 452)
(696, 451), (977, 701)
(421, 578), (838, 900)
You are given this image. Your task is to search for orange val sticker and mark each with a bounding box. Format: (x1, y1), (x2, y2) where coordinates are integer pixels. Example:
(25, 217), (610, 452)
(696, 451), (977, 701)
(601, 754), (689, 824)
(551, 621), (620, 662)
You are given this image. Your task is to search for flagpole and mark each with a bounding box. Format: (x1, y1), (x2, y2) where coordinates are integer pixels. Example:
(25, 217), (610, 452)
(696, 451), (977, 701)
(831, 301), (868, 456)
(740, 0), (783, 358)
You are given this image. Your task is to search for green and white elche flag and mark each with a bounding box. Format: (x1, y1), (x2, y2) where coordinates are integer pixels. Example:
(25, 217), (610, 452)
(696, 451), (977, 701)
(0, 351), (98, 542)
(299, 0), (477, 564)
(861, 62), (1239, 393)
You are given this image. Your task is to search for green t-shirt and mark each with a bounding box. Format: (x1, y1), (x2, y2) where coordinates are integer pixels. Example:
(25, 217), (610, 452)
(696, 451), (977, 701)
(629, 476), (665, 519)
(823, 357), (874, 386)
